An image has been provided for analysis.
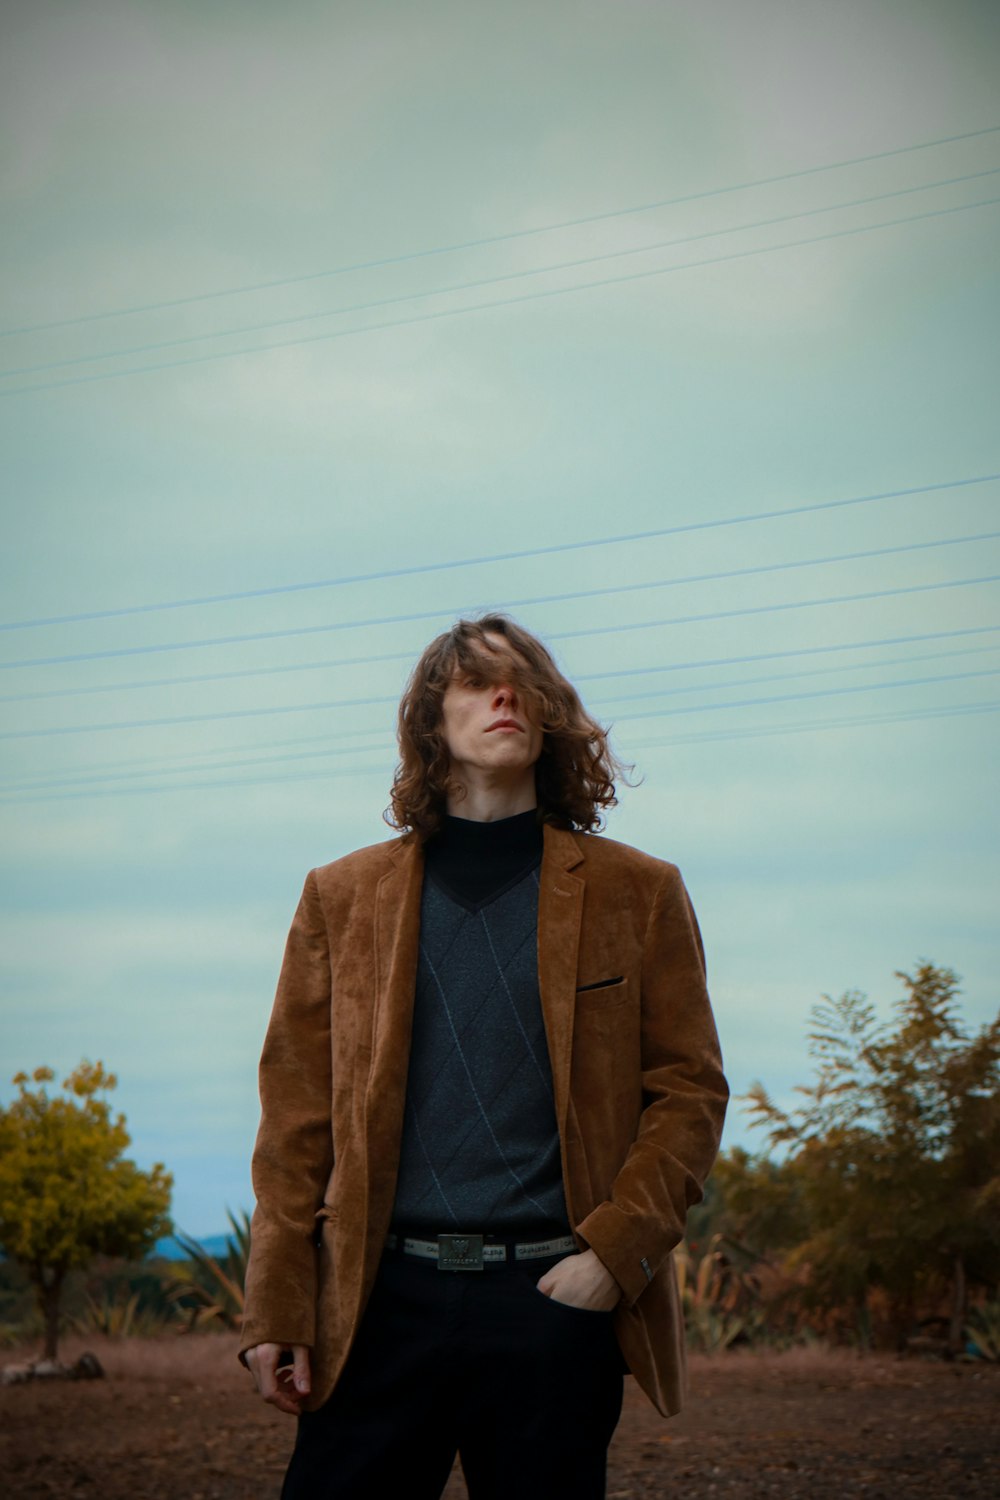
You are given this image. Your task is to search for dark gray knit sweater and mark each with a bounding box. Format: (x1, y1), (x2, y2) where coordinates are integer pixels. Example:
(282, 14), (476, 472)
(390, 813), (571, 1236)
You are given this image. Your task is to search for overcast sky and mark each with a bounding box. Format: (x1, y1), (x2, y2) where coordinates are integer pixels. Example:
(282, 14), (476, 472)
(1, 1), (998, 1237)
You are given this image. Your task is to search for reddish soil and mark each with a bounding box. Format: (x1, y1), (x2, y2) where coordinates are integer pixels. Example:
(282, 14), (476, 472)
(0, 1336), (996, 1499)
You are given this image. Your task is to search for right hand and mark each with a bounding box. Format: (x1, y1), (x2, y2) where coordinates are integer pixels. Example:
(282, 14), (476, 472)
(244, 1342), (311, 1415)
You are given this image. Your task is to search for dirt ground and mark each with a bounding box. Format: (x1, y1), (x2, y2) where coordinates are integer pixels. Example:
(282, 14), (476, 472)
(0, 1336), (996, 1499)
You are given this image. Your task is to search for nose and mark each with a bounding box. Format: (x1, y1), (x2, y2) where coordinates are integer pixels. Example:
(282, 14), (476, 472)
(492, 681), (517, 710)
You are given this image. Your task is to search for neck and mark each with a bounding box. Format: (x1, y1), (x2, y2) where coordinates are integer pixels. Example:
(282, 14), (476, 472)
(445, 770), (537, 824)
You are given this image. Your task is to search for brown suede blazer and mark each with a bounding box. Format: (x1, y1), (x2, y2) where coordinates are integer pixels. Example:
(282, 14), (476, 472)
(240, 822), (728, 1416)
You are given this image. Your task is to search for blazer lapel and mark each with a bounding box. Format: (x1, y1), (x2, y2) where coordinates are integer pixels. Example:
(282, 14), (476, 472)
(537, 824), (585, 1134)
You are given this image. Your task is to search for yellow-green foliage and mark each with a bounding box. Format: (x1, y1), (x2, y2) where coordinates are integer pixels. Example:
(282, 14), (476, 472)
(0, 1061), (173, 1357)
(740, 964), (1000, 1346)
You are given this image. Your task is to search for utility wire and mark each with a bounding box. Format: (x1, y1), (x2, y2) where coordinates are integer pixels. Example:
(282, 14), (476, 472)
(5, 165), (996, 383)
(627, 698), (1000, 752)
(553, 573), (1000, 645)
(5, 124), (995, 340)
(4, 621), (997, 706)
(610, 666), (1000, 724)
(0, 692), (396, 741)
(4, 604), (997, 741)
(3, 471), (996, 633)
(5, 193), (998, 398)
(5, 675), (995, 798)
(2, 530), (995, 671)
(7, 630), (995, 792)
(0, 721), (390, 787)
(0, 762), (393, 803)
(579, 627), (1000, 686)
(3, 737), (394, 795)
(595, 643), (1000, 710)
(2, 699), (996, 804)
(5, 643), (997, 796)
(0, 654), (410, 702)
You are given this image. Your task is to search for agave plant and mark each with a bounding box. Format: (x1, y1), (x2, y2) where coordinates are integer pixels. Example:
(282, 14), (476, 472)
(164, 1209), (251, 1331)
(676, 1233), (764, 1352)
(964, 1301), (1000, 1362)
(72, 1286), (177, 1338)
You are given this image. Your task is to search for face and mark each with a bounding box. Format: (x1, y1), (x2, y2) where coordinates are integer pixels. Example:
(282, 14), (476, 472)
(439, 635), (544, 785)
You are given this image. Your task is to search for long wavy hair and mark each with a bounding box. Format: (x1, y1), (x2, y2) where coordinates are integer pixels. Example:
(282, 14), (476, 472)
(386, 614), (628, 839)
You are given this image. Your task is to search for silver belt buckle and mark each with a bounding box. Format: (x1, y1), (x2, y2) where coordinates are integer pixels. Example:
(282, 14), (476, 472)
(438, 1233), (484, 1271)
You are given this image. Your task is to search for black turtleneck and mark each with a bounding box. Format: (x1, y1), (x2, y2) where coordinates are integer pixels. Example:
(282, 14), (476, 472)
(423, 808), (544, 912)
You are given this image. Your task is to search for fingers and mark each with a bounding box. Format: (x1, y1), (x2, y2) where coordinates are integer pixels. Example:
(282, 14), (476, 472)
(536, 1252), (574, 1298)
(534, 1250), (622, 1311)
(246, 1342), (281, 1401)
(292, 1344), (311, 1399)
(245, 1342), (310, 1415)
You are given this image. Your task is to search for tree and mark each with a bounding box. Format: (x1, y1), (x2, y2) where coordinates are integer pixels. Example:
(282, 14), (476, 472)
(0, 1061), (172, 1359)
(743, 964), (1000, 1348)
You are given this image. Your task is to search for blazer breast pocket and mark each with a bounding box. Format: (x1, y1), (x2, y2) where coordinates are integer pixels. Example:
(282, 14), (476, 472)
(574, 975), (628, 1007)
(576, 975), (624, 993)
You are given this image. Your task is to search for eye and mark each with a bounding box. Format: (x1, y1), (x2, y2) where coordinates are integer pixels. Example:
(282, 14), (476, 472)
(464, 673), (485, 688)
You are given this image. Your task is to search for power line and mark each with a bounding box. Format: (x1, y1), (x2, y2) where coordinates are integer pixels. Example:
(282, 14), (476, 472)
(3, 471), (996, 634)
(579, 626), (1000, 686)
(595, 642), (1000, 709)
(627, 698), (1000, 752)
(0, 651), (405, 700)
(5, 643), (996, 797)
(0, 692), (397, 741)
(6, 630), (994, 793)
(2, 530), (996, 671)
(0, 655), (406, 702)
(3, 669), (995, 792)
(5, 192), (998, 398)
(610, 665), (1000, 724)
(0, 721), (390, 788)
(2, 698), (996, 804)
(553, 573), (1000, 646)
(4, 620), (997, 706)
(0, 761), (393, 803)
(3, 736), (394, 796)
(5, 123), (995, 340)
(4, 613), (997, 743)
(6, 165), (996, 384)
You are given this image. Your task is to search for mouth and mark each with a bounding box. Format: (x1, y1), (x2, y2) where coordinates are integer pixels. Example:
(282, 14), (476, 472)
(486, 719), (523, 733)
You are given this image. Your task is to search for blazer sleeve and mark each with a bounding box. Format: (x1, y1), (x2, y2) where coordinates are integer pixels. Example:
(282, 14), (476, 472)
(239, 869), (334, 1359)
(575, 864), (728, 1305)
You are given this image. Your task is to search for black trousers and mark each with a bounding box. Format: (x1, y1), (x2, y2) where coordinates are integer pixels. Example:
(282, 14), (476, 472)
(281, 1249), (625, 1500)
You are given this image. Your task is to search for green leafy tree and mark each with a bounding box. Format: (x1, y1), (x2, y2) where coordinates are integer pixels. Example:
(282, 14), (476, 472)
(0, 1062), (172, 1359)
(744, 964), (1000, 1347)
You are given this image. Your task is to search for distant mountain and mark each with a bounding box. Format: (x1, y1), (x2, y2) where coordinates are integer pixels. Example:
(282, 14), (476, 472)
(152, 1233), (232, 1261)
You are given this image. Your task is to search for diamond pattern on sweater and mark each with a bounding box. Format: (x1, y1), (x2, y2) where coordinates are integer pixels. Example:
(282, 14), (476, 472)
(390, 869), (569, 1233)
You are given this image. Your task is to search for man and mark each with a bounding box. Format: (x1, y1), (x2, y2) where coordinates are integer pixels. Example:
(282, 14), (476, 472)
(241, 614), (727, 1499)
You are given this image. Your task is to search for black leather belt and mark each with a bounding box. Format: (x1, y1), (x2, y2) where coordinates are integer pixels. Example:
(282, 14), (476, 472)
(384, 1231), (577, 1271)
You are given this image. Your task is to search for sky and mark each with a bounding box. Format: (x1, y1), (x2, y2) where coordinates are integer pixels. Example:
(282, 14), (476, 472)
(1, 0), (998, 1237)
